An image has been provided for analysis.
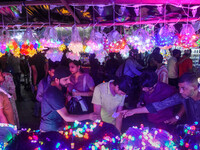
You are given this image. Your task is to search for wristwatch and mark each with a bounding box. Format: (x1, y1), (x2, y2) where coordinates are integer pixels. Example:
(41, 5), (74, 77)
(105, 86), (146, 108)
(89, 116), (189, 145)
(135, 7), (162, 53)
(175, 115), (180, 120)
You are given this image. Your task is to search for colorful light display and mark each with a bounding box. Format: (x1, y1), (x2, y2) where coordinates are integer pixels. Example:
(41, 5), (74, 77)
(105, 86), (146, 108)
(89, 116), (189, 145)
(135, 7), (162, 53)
(154, 25), (177, 47)
(176, 24), (199, 48)
(128, 28), (155, 53)
(121, 124), (177, 150)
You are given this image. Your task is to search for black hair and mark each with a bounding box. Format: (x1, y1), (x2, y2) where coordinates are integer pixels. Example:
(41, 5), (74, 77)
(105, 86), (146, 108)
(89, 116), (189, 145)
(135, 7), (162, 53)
(179, 72), (198, 85)
(69, 60), (81, 66)
(152, 53), (163, 64)
(173, 49), (181, 57)
(139, 71), (158, 87)
(69, 60), (84, 73)
(113, 76), (132, 94)
(152, 47), (160, 54)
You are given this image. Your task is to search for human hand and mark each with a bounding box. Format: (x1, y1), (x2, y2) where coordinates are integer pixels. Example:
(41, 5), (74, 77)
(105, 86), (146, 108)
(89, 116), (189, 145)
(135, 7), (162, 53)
(164, 117), (178, 125)
(120, 109), (136, 118)
(89, 113), (101, 121)
(72, 91), (81, 96)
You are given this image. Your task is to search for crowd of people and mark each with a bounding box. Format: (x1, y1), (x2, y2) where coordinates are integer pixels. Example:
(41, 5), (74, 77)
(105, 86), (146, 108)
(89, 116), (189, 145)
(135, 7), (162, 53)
(0, 46), (199, 134)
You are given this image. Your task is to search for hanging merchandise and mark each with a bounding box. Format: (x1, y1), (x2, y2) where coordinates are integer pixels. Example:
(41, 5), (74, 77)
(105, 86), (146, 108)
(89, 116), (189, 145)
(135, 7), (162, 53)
(85, 29), (104, 53)
(40, 27), (62, 48)
(160, 48), (171, 64)
(45, 48), (63, 62)
(0, 29), (11, 57)
(68, 26), (83, 56)
(128, 28), (155, 53)
(20, 28), (40, 57)
(176, 24), (198, 49)
(95, 49), (108, 65)
(154, 24), (177, 48)
(66, 52), (80, 61)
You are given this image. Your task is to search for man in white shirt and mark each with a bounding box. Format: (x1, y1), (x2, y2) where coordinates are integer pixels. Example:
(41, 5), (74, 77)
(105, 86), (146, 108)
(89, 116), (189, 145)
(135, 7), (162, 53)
(167, 49), (181, 88)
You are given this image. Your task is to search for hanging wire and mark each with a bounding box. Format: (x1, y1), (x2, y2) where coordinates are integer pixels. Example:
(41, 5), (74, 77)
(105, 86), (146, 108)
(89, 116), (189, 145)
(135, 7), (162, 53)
(2, 14), (4, 29)
(73, 6), (76, 25)
(48, 5), (51, 26)
(26, 7), (29, 26)
(113, 3), (116, 30)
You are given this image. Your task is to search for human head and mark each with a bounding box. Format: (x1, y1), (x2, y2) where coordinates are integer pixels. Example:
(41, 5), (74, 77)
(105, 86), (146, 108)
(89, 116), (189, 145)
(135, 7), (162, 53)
(109, 53), (115, 59)
(139, 71), (158, 93)
(152, 53), (163, 64)
(69, 60), (81, 75)
(178, 72), (199, 99)
(48, 65), (57, 78)
(183, 49), (192, 57)
(113, 76), (132, 96)
(152, 47), (160, 54)
(129, 48), (138, 59)
(172, 49), (181, 59)
(53, 66), (71, 87)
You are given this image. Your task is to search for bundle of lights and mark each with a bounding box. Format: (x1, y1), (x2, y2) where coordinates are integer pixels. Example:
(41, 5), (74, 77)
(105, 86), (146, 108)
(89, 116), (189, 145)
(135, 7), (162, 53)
(68, 26), (83, 56)
(85, 29), (104, 53)
(0, 29), (11, 57)
(128, 28), (155, 53)
(121, 124), (177, 150)
(40, 27), (62, 49)
(176, 24), (198, 48)
(154, 25), (177, 47)
(45, 48), (63, 62)
(66, 51), (80, 61)
(176, 122), (200, 150)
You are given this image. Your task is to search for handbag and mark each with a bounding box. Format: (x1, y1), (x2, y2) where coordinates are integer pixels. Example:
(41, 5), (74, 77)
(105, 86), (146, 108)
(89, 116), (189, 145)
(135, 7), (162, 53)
(66, 75), (89, 114)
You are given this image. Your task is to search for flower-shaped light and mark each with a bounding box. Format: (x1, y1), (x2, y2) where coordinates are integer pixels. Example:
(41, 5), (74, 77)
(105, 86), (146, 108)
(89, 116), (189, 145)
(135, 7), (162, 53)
(40, 27), (62, 49)
(66, 52), (80, 61)
(86, 29), (104, 53)
(68, 26), (83, 56)
(154, 25), (177, 48)
(176, 24), (198, 48)
(128, 28), (155, 53)
(45, 48), (63, 62)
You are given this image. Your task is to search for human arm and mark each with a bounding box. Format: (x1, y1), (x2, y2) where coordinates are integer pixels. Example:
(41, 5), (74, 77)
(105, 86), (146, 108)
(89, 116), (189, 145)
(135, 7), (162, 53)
(4, 73), (16, 100)
(121, 107), (149, 118)
(0, 108), (8, 123)
(36, 80), (44, 102)
(164, 104), (185, 125)
(93, 104), (102, 120)
(57, 107), (100, 122)
(72, 87), (94, 97)
(126, 59), (141, 76)
(160, 71), (168, 84)
(31, 65), (38, 90)
(115, 106), (123, 133)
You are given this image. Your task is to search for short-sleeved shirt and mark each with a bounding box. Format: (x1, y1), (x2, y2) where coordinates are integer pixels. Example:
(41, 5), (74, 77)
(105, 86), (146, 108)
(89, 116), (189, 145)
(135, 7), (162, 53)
(92, 81), (125, 125)
(29, 53), (46, 85)
(179, 56), (193, 77)
(40, 86), (65, 132)
(167, 56), (178, 79)
(155, 65), (168, 84)
(0, 92), (14, 125)
(68, 73), (95, 92)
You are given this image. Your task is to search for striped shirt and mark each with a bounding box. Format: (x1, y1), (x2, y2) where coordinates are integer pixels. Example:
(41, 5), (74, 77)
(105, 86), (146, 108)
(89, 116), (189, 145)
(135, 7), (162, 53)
(155, 65), (168, 84)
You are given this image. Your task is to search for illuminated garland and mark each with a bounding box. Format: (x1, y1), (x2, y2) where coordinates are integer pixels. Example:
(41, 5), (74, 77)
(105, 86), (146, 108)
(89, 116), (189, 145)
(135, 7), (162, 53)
(176, 24), (198, 48)
(6, 120), (120, 150)
(121, 124), (177, 150)
(45, 48), (63, 62)
(177, 122), (200, 150)
(128, 29), (155, 53)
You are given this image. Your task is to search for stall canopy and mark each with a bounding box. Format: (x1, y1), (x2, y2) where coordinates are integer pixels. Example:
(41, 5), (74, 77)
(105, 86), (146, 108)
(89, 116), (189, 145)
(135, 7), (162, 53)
(0, 0), (199, 27)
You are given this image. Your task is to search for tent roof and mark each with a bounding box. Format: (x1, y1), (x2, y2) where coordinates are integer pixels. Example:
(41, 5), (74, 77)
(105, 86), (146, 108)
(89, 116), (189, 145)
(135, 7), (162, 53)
(0, 0), (199, 27)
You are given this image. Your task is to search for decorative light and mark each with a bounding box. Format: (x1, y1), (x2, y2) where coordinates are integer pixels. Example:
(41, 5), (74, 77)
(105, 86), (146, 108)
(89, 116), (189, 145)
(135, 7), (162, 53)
(66, 52), (80, 61)
(45, 48), (63, 62)
(128, 28), (155, 53)
(68, 26), (83, 56)
(154, 24), (177, 47)
(176, 24), (198, 48)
